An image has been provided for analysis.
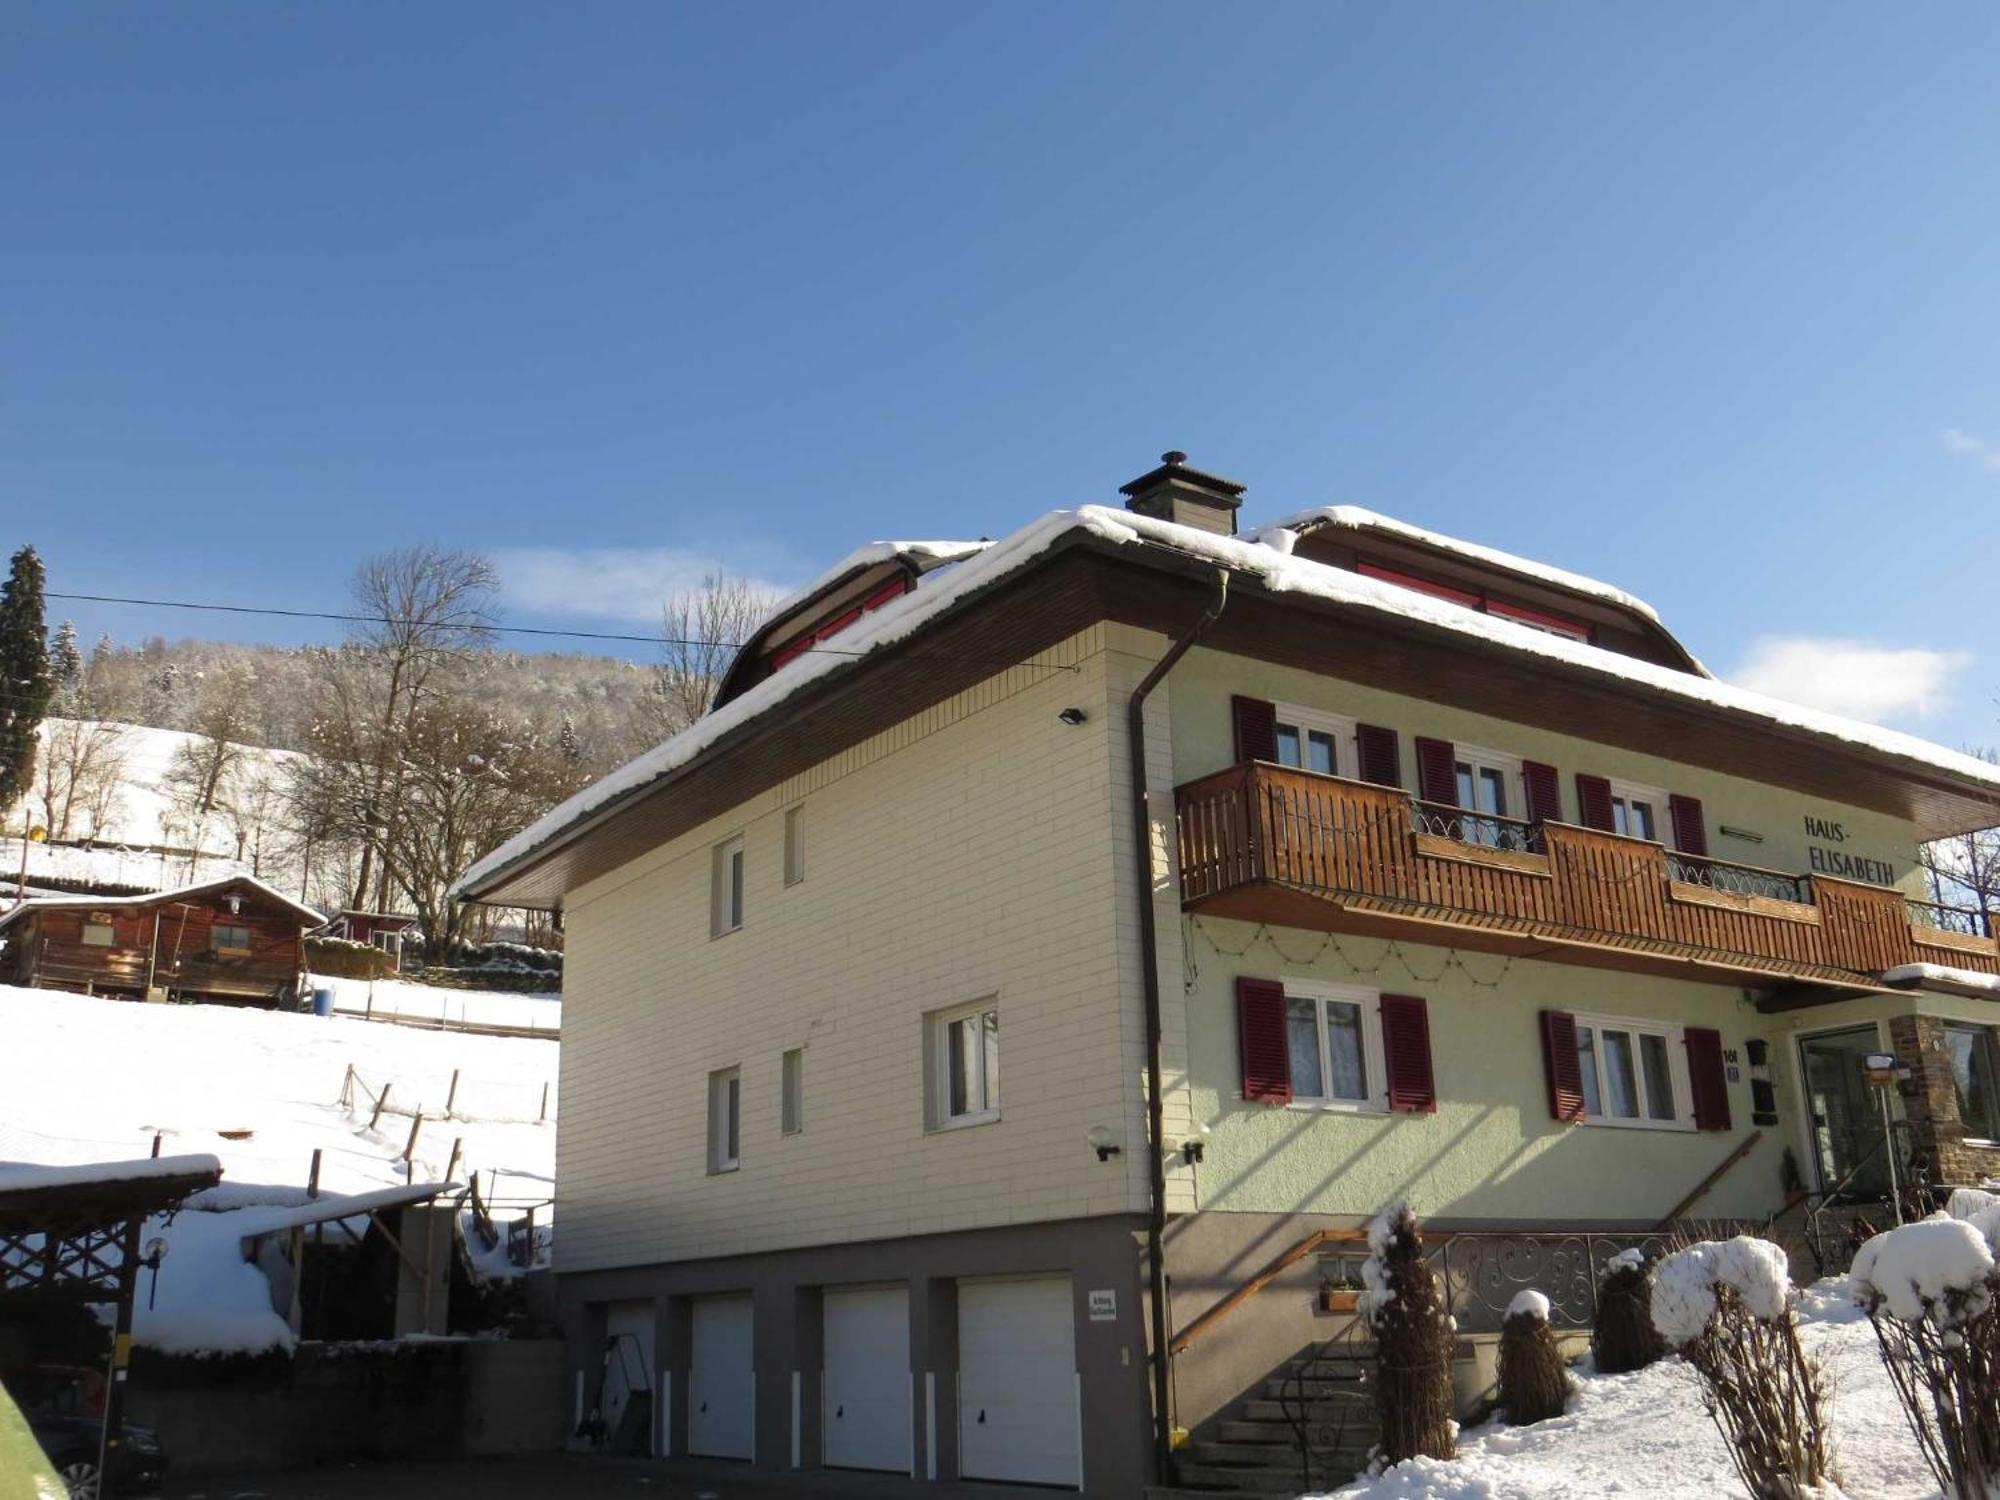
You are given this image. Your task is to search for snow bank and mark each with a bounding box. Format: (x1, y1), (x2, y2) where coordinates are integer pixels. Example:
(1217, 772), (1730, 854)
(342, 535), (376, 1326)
(1650, 1237), (1792, 1345)
(1315, 1279), (1934, 1499)
(466, 503), (2000, 897)
(1506, 1288), (1552, 1323)
(1851, 1216), (1997, 1323)
(0, 985), (556, 1353)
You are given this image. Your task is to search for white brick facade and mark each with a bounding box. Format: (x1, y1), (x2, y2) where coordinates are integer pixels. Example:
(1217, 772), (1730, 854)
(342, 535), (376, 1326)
(555, 625), (1185, 1272)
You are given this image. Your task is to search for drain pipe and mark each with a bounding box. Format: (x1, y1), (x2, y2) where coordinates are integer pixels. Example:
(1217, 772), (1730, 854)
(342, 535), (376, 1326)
(1128, 567), (1229, 1482)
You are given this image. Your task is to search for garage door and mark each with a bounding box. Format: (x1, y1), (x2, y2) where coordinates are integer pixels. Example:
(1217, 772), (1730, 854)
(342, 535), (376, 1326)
(602, 1300), (656, 1456)
(823, 1284), (912, 1473)
(958, 1276), (1079, 1488)
(689, 1295), (755, 1460)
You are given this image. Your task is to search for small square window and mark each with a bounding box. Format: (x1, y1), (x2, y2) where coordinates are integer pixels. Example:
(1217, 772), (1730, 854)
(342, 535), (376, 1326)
(80, 922), (115, 948)
(783, 806), (805, 887)
(781, 1047), (804, 1135)
(708, 1066), (741, 1172)
(711, 835), (745, 937)
(928, 1000), (1000, 1128)
(212, 924), (253, 955)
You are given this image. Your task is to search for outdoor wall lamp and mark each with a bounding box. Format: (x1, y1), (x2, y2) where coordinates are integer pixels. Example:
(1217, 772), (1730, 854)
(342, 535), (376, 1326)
(1180, 1139), (1205, 1166)
(1057, 707), (1088, 726)
(1087, 1125), (1122, 1161)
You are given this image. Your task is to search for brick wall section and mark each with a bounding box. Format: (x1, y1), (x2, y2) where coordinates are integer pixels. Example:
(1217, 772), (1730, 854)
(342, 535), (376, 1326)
(1889, 1013), (2000, 1185)
(556, 626), (1160, 1273)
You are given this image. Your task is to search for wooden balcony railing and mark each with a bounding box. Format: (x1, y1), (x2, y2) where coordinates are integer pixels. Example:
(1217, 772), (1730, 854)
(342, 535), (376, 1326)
(1174, 762), (2000, 988)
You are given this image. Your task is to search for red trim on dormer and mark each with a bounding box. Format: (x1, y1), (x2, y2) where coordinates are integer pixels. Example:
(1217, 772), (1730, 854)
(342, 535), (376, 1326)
(1356, 562), (1482, 610)
(1487, 598), (1590, 641)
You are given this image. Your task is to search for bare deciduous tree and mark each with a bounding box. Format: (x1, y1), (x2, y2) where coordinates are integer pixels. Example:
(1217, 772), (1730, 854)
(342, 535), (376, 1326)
(34, 718), (130, 841)
(647, 572), (772, 737)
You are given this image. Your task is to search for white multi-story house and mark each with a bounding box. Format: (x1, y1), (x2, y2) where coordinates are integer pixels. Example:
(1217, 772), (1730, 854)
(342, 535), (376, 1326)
(461, 454), (2000, 1496)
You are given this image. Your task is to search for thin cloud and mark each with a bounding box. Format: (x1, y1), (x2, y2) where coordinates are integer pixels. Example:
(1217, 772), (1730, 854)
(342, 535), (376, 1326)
(492, 547), (788, 626)
(1943, 428), (2000, 472)
(1729, 636), (1971, 724)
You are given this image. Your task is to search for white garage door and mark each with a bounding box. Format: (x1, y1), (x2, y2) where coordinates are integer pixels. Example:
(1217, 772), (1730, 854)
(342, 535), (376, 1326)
(823, 1284), (912, 1473)
(690, 1295), (755, 1460)
(958, 1276), (1080, 1488)
(602, 1300), (656, 1455)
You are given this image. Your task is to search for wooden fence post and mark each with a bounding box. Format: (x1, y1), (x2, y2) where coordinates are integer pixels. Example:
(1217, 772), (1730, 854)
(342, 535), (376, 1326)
(445, 1068), (461, 1119)
(445, 1136), (462, 1184)
(368, 1082), (392, 1132)
(539, 1081), (550, 1124)
(307, 1148), (322, 1199)
(403, 1111), (425, 1165)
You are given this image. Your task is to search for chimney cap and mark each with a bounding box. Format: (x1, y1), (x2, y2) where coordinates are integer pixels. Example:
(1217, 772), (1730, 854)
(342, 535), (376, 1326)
(1118, 450), (1247, 501)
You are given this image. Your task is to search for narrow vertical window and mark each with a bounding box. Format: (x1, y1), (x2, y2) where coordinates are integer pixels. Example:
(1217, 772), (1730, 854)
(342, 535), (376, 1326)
(930, 1000), (1000, 1126)
(781, 1047), (803, 1135)
(708, 1066), (741, 1172)
(783, 806), (805, 886)
(711, 834), (745, 936)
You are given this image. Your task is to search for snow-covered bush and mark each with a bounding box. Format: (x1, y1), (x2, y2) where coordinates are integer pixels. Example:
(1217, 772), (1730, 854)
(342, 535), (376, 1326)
(1651, 1236), (1835, 1500)
(1497, 1288), (1570, 1426)
(1361, 1203), (1456, 1464)
(1851, 1210), (2000, 1500)
(1592, 1246), (1666, 1374)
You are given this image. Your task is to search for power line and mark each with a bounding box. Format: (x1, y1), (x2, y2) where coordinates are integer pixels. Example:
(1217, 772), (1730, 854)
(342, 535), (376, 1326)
(38, 587), (1079, 673)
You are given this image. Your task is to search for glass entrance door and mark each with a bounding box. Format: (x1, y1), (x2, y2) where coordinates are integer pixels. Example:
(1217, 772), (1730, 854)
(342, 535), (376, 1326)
(1800, 1026), (1892, 1198)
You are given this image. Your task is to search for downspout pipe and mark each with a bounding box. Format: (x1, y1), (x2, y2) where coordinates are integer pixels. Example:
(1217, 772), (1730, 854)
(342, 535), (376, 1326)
(1127, 567), (1229, 1482)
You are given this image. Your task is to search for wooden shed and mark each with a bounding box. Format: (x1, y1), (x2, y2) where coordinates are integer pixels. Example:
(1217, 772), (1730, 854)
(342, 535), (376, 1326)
(0, 876), (323, 1008)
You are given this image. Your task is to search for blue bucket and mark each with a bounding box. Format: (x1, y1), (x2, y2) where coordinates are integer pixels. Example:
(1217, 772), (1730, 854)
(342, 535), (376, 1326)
(311, 986), (335, 1018)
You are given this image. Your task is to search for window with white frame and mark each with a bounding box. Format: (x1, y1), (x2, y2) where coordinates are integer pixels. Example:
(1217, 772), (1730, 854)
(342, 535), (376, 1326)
(1452, 743), (1525, 849)
(780, 1047), (804, 1135)
(1945, 1024), (2000, 1143)
(928, 999), (1000, 1127)
(1273, 703), (1358, 779)
(783, 806), (805, 886)
(707, 1066), (741, 1171)
(1572, 1012), (1690, 1128)
(1283, 980), (1388, 1111)
(1607, 778), (1668, 844)
(711, 834), (745, 937)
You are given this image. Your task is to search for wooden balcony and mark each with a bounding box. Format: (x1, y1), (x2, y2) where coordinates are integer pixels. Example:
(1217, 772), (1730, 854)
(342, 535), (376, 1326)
(1175, 762), (2000, 994)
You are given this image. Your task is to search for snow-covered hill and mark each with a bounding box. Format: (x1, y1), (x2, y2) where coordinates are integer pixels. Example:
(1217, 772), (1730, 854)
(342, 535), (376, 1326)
(0, 984), (557, 1354)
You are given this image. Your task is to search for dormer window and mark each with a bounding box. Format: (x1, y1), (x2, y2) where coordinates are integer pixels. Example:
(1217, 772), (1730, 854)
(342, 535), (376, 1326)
(767, 577), (910, 672)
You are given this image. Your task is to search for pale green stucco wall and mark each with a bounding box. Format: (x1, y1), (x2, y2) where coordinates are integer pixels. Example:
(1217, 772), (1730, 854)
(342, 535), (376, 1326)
(1181, 917), (1795, 1224)
(1169, 646), (1926, 896)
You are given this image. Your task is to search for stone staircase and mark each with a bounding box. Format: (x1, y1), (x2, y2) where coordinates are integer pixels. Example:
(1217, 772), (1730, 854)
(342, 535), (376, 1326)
(1167, 1340), (1379, 1498)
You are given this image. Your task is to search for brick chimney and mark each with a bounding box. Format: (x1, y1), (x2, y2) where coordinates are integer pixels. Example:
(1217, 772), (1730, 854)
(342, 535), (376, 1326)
(1118, 450), (1246, 537)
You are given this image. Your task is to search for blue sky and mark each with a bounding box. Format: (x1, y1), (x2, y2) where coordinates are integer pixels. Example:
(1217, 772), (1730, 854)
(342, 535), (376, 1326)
(5, 4), (1996, 748)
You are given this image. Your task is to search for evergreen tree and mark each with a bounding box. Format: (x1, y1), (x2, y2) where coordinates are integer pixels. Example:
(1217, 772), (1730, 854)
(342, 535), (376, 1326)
(50, 620), (83, 698)
(0, 545), (53, 810)
(558, 713), (583, 766)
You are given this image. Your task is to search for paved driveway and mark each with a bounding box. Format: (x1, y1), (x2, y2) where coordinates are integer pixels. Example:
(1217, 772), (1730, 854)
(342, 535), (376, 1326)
(163, 1455), (1062, 1500)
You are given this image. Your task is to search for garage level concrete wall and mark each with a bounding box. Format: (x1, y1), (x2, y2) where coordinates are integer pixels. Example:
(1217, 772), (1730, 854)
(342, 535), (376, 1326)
(560, 1214), (1154, 1499)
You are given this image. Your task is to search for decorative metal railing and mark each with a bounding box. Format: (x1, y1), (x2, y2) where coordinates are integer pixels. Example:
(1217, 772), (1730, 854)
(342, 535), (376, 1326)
(1664, 850), (1811, 904)
(1411, 799), (1545, 855)
(1907, 898), (1992, 939)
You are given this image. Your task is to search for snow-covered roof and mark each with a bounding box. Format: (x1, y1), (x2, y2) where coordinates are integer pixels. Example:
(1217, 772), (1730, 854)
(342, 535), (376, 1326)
(0, 873), (325, 934)
(462, 504), (2000, 900)
(227, 1181), (458, 1240)
(0, 836), (248, 896)
(756, 539), (990, 633)
(1249, 504), (1667, 626)
(0, 1153), (224, 1196)
(1881, 962), (2000, 998)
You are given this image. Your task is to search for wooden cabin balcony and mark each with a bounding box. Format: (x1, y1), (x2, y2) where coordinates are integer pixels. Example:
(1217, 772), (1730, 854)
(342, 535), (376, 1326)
(1175, 762), (2000, 993)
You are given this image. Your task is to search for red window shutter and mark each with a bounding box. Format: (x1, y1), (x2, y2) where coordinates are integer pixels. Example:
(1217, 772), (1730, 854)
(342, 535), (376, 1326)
(1379, 994), (1437, 1114)
(770, 639), (809, 671)
(1574, 773), (1614, 831)
(816, 607), (863, 642)
(1236, 977), (1291, 1104)
(1232, 696), (1279, 764)
(1414, 737), (1457, 807)
(1356, 562), (1483, 611)
(1686, 1027), (1730, 1130)
(860, 577), (909, 612)
(1522, 761), (1561, 825)
(1540, 1010), (1585, 1123)
(1669, 795), (1708, 857)
(1355, 724), (1401, 788)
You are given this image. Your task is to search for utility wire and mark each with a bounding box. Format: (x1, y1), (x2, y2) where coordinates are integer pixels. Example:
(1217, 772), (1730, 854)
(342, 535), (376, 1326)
(42, 588), (1079, 672)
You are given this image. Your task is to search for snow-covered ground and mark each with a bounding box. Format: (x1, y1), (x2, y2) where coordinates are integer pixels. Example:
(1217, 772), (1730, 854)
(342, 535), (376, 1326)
(0, 984), (557, 1354)
(1316, 1283), (1932, 1500)
(311, 973), (561, 1034)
